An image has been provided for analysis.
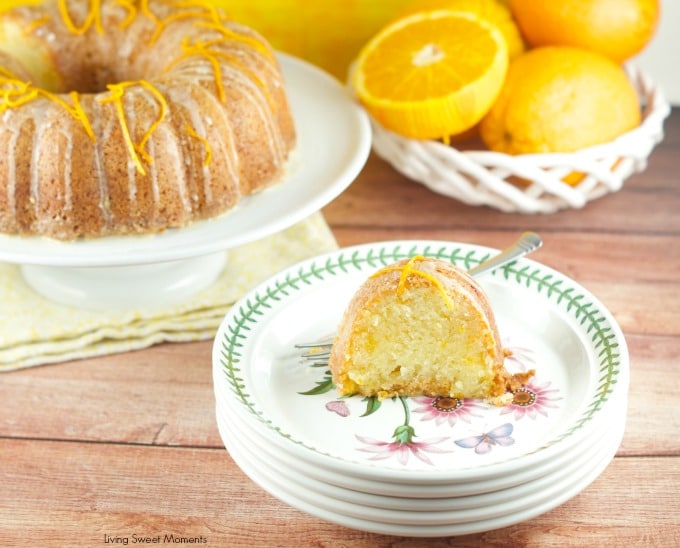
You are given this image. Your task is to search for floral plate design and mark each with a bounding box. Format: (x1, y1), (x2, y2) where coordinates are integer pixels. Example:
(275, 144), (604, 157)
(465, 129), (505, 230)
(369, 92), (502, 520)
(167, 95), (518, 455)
(216, 393), (626, 508)
(213, 240), (629, 479)
(216, 399), (625, 536)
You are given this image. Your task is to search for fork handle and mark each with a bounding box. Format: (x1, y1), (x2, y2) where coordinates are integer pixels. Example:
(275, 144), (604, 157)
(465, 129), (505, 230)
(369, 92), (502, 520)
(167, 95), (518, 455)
(467, 232), (542, 277)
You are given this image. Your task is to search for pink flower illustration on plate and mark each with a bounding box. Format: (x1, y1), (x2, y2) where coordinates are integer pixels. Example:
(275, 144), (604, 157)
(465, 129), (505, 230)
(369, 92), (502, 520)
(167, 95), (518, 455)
(356, 425), (452, 466)
(411, 396), (486, 427)
(500, 379), (562, 420)
(355, 397), (452, 466)
(325, 400), (350, 417)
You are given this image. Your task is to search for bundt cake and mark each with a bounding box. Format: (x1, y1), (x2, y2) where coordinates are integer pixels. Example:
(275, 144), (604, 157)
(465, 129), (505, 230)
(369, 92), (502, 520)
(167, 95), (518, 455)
(329, 256), (533, 400)
(0, 0), (296, 240)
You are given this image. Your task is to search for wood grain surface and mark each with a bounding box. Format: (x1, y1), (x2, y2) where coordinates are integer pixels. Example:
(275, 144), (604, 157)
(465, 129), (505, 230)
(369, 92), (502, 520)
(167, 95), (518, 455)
(1, 110), (678, 547)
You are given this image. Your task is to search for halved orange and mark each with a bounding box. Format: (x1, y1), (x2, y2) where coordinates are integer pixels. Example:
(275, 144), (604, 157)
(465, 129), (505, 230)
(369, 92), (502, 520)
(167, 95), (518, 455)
(395, 0), (526, 60)
(351, 10), (508, 142)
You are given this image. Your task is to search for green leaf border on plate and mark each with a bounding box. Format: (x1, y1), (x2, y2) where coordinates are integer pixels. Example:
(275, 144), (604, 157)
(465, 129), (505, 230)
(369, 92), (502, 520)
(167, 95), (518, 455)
(219, 243), (625, 458)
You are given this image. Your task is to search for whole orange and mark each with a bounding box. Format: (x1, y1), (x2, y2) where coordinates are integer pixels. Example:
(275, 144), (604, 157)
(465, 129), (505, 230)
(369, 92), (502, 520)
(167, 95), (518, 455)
(479, 46), (641, 156)
(508, 0), (659, 63)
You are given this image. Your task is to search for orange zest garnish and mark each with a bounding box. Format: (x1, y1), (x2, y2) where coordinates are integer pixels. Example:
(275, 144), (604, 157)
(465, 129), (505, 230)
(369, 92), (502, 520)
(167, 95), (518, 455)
(61, 91), (95, 141)
(140, 0), (162, 27)
(165, 37), (275, 108)
(185, 124), (212, 167)
(170, 0), (223, 19)
(0, 70), (95, 141)
(113, 0), (138, 29)
(148, 10), (212, 43)
(1, 0), (275, 177)
(24, 15), (50, 33)
(169, 37), (226, 103)
(0, 81), (38, 109)
(58, 0), (104, 35)
(373, 256), (454, 309)
(97, 80), (169, 175)
(0, 66), (22, 81)
(141, 0), (224, 44)
(195, 21), (274, 60)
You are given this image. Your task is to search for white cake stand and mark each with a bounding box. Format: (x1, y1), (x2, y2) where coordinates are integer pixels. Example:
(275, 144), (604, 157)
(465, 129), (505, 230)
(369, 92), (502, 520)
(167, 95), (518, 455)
(0, 54), (372, 311)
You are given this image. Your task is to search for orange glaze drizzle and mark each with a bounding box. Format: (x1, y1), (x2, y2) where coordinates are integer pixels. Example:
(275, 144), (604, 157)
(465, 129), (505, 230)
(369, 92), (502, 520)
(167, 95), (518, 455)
(165, 37), (275, 108)
(2, 1), (273, 177)
(373, 256), (454, 310)
(166, 37), (227, 103)
(58, 0), (104, 35)
(185, 123), (212, 167)
(139, 0), (162, 28)
(195, 21), (274, 60)
(113, 0), (138, 29)
(97, 80), (169, 175)
(23, 15), (50, 33)
(141, 0), (275, 107)
(141, 0), (224, 44)
(0, 68), (95, 140)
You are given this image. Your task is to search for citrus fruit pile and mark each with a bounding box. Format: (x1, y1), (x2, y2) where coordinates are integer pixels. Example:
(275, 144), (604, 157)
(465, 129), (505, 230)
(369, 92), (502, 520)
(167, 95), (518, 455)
(351, 0), (659, 172)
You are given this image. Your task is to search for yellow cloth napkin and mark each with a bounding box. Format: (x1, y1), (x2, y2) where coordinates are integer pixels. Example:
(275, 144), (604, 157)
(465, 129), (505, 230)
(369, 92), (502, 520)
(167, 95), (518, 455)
(0, 212), (337, 372)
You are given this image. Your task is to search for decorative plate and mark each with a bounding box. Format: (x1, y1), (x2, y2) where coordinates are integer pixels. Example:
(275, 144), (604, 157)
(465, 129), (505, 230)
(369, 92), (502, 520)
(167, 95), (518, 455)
(217, 391), (626, 500)
(213, 240), (629, 479)
(216, 405), (624, 536)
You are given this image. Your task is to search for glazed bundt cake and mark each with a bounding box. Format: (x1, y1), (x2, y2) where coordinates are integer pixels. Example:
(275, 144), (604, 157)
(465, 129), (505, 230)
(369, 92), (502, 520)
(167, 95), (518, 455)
(0, 0), (295, 240)
(329, 256), (533, 400)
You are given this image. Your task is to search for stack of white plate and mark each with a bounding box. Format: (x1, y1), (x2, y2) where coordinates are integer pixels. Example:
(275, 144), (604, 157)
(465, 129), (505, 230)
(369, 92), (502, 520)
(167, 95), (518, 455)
(212, 240), (630, 537)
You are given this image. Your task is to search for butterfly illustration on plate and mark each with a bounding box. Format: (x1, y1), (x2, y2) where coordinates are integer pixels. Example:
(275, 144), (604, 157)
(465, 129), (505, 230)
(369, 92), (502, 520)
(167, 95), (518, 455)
(454, 423), (515, 454)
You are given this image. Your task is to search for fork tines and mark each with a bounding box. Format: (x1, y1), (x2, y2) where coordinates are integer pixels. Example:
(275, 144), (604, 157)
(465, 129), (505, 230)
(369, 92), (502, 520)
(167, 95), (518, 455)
(296, 340), (333, 364)
(294, 342), (333, 349)
(299, 350), (331, 360)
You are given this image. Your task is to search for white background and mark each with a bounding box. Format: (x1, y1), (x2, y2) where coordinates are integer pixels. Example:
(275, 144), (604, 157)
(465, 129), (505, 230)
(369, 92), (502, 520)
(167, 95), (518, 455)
(635, 0), (680, 105)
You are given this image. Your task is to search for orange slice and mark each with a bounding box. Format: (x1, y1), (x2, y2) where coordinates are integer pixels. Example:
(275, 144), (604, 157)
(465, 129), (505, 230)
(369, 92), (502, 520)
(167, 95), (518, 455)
(351, 10), (508, 142)
(395, 0), (526, 60)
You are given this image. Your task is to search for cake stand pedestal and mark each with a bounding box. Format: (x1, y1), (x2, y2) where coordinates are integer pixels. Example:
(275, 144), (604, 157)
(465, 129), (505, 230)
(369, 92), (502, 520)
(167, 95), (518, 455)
(20, 252), (227, 311)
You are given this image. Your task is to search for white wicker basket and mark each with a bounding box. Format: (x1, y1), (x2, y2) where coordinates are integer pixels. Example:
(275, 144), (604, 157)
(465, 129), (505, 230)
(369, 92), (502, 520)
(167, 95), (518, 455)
(370, 65), (671, 213)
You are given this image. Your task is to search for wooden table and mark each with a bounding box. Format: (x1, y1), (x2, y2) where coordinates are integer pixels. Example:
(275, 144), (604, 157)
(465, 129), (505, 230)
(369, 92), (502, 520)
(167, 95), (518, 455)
(2, 109), (678, 547)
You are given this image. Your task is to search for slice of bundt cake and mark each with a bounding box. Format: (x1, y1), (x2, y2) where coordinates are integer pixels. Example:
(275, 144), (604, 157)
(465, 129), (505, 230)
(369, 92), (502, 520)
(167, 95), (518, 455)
(328, 255), (533, 400)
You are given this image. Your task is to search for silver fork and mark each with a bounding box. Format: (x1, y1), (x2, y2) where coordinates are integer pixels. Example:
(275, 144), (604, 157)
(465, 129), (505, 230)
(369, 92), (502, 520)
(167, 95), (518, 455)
(294, 232), (542, 357)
